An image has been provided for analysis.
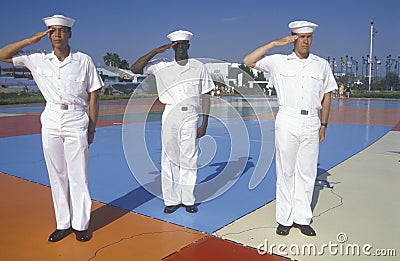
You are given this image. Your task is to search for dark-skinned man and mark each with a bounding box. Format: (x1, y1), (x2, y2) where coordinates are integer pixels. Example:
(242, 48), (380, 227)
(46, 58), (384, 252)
(131, 30), (214, 214)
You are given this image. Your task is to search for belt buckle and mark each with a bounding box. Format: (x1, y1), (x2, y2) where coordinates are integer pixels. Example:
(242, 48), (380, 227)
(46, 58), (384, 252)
(300, 110), (308, 115)
(181, 106), (188, 111)
(60, 104), (68, 110)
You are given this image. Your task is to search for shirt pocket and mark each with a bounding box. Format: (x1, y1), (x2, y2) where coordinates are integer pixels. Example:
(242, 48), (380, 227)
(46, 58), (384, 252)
(310, 74), (324, 89)
(67, 74), (87, 96)
(35, 68), (54, 82)
(184, 81), (201, 96)
(34, 69), (57, 93)
(309, 73), (325, 100)
(279, 70), (297, 90)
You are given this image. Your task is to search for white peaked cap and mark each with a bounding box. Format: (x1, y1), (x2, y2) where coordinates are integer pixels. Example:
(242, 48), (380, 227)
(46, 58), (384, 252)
(288, 20), (318, 34)
(167, 30), (193, 41)
(42, 14), (75, 27)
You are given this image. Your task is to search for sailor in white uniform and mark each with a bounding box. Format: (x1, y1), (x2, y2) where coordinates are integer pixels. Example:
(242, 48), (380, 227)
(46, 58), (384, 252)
(0, 14), (103, 242)
(131, 30), (214, 213)
(244, 20), (338, 236)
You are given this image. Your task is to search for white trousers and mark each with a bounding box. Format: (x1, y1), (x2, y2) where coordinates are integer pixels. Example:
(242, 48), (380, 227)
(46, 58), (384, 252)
(161, 104), (199, 206)
(40, 104), (91, 231)
(275, 110), (321, 226)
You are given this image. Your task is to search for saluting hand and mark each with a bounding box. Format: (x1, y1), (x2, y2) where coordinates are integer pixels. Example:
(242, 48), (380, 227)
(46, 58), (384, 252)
(27, 29), (53, 45)
(154, 42), (177, 54)
(273, 35), (298, 47)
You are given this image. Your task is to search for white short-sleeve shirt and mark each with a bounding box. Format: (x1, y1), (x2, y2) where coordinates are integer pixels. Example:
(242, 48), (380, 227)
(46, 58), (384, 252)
(13, 50), (104, 106)
(255, 52), (337, 110)
(144, 58), (215, 107)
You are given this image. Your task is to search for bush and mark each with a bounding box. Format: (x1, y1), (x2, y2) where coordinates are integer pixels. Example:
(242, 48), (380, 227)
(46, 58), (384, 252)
(0, 92), (45, 105)
(350, 90), (400, 99)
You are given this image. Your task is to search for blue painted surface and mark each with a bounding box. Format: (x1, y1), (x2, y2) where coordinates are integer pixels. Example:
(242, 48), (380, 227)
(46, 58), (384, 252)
(0, 106), (45, 114)
(0, 98), (396, 233)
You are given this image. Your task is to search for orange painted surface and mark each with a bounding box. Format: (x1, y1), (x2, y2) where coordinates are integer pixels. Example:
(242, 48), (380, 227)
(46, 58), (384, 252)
(0, 172), (207, 261)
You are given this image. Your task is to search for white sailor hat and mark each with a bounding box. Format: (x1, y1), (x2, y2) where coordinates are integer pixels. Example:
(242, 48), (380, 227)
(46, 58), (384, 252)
(167, 30), (193, 41)
(42, 14), (75, 28)
(288, 20), (318, 34)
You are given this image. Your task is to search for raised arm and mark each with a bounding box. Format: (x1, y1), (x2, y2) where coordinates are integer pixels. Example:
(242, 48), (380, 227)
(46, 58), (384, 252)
(130, 43), (176, 74)
(0, 29), (52, 63)
(243, 35), (298, 68)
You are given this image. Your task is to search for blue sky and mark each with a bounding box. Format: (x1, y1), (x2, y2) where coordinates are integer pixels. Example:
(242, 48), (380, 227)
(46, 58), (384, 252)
(0, 0), (399, 76)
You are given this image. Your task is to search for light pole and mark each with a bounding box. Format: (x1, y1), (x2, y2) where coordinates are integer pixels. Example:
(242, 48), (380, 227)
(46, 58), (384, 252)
(349, 57), (353, 84)
(393, 57), (399, 91)
(373, 56), (381, 90)
(351, 57), (358, 82)
(362, 56), (369, 91)
(397, 56), (400, 91)
(386, 55), (392, 91)
(340, 57), (344, 83)
(368, 20), (374, 91)
(385, 55), (398, 91)
(345, 55), (349, 84)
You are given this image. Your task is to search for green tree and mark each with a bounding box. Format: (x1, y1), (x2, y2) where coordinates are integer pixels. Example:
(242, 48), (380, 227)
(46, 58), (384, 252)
(255, 71), (266, 81)
(103, 53), (130, 69)
(376, 72), (399, 91)
(239, 64), (255, 79)
(120, 59), (130, 70)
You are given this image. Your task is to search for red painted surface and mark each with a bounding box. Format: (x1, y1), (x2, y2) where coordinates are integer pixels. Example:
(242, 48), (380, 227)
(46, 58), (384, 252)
(162, 236), (289, 261)
(0, 114), (41, 138)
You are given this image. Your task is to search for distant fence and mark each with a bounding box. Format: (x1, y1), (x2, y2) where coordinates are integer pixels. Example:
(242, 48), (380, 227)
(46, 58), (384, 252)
(0, 66), (32, 79)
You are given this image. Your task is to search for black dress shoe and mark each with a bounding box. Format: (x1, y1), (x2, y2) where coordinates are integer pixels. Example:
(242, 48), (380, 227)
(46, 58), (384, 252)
(293, 223), (316, 236)
(276, 224), (292, 236)
(75, 230), (92, 242)
(164, 204), (181, 214)
(184, 205), (198, 213)
(48, 228), (72, 242)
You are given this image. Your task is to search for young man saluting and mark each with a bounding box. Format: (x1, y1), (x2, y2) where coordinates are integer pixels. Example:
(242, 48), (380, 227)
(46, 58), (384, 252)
(0, 14), (103, 242)
(244, 20), (338, 236)
(131, 30), (214, 214)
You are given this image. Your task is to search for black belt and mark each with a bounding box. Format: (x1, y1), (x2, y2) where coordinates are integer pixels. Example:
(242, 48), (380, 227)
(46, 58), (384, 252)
(46, 103), (86, 111)
(300, 110), (309, 115)
(60, 104), (69, 110)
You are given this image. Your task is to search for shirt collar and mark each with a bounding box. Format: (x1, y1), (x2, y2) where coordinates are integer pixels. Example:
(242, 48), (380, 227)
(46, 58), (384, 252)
(287, 52), (318, 62)
(44, 49), (76, 63)
(165, 59), (196, 73)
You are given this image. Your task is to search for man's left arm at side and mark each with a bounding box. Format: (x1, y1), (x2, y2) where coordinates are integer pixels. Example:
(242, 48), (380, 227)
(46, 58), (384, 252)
(88, 90), (99, 145)
(319, 91), (332, 142)
(197, 91), (211, 138)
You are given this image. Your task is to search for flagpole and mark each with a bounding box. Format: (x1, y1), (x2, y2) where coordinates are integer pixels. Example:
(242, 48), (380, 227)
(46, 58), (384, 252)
(368, 20), (374, 91)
